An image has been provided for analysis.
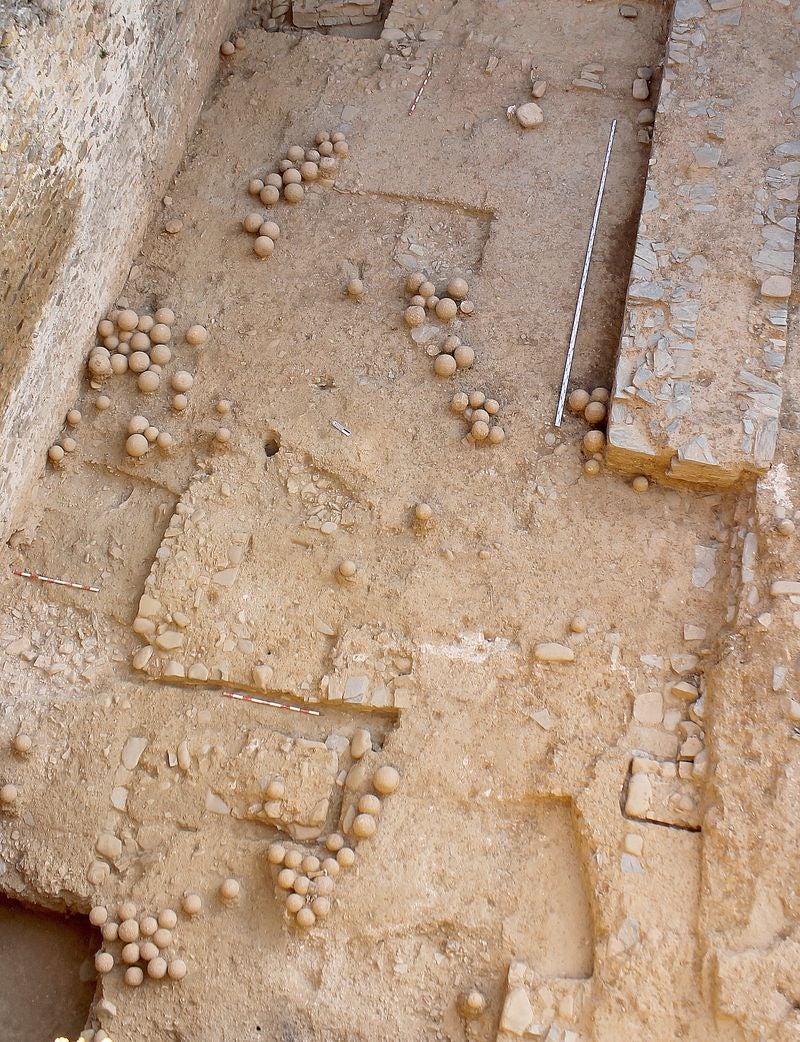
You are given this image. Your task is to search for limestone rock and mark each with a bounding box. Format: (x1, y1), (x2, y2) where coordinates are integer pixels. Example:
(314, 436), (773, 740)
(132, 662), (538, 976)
(761, 276), (791, 299)
(625, 774), (653, 817)
(633, 691), (663, 726)
(533, 642), (575, 663)
(121, 736), (148, 770)
(515, 102), (544, 129)
(96, 832), (122, 859)
(500, 986), (534, 1035)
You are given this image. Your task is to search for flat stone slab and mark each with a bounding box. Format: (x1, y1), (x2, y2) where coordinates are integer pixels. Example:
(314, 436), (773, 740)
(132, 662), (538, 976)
(607, 1), (799, 487)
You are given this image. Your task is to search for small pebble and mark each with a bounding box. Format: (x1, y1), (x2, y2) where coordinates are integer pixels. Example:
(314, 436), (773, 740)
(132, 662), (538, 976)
(415, 502), (433, 521)
(220, 40), (235, 56)
(338, 560), (357, 580)
(346, 278), (364, 299)
(777, 519), (795, 536)
(216, 399), (232, 415)
(48, 445), (65, 464)
(583, 459), (601, 477)
(165, 219), (183, 235)
(631, 475), (649, 493)
(460, 300), (475, 315)
(12, 734), (31, 755)
(182, 893), (202, 916)
(96, 395), (111, 411)
(219, 878), (240, 902)
(569, 616), (588, 634)
(66, 409), (82, 427)
(215, 428), (231, 446)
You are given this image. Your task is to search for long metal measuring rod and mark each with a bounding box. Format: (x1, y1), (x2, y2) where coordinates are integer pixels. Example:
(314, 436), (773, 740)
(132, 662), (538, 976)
(554, 119), (617, 428)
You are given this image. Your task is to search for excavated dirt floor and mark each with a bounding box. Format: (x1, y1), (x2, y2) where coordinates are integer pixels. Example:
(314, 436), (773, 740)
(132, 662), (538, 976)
(1, 2), (798, 1041)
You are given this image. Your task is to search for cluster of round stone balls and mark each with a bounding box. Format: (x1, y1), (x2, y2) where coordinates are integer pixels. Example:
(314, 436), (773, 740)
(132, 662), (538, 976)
(47, 407), (84, 467)
(266, 763), (400, 930)
(124, 413), (176, 460)
(567, 386), (610, 478)
(450, 389), (505, 446)
(403, 272), (475, 335)
(247, 130), (349, 210)
(90, 901), (187, 986)
(242, 213), (281, 261)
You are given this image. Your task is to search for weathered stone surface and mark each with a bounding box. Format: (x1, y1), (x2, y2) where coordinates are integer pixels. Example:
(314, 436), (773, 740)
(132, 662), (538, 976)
(515, 102), (544, 129)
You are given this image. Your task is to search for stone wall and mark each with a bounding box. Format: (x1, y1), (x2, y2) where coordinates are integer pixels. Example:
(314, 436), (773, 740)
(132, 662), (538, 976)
(0, 0), (245, 539)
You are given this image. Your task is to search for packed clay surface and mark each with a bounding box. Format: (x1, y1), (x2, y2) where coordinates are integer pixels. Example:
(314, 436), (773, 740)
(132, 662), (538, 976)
(0, 1), (799, 1041)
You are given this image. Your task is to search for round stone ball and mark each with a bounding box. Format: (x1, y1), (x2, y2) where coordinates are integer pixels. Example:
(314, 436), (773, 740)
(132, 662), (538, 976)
(172, 394), (188, 412)
(282, 168), (302, 186)
(426, 295), (440, 311)
(460, 300), (475, 315)
(128, 415), (149, 435)
(569, 615), (588, 634)
(219, 878), (240, 902)
(415, 502), (433, 521)
(441, 335), (461, 354)
(121, 942), (140, 965)
(454, 345), (475, 369)
(591, 386), (610, 403)
(220, 40), (235, 55)
(336, 847), (356, 868)
(118, 330), (133, 342)
(118, 901), (137, 921)
(216, 399), (232, 415)
(311, 896), (331, 918)
(139, 915), (158, 936)
(88, 354), (112, 378)
(351, 813), (377, 839)
(296, 906), (316, 928)
(582, 430), (605, 455)
(315, 130), (331, 145)
(171, 370), (194, 392)
(103, 335), (120, 350)
(214, 427), (231, 445)
(259, 221), (280, 241)
(373, 765), (400, 795)
(435, 297), (458, 322)
(48, 445), (65, 464)
(129, 331), (150, 351)
(118, 919), (139, 943)
(471, 420), (490, 441)
(468, 391), (486, 409)
(147, 956), (168, 980)
(168, 959), (187, 980)
(568, 389), (590, 415)
(128, 351), (150, 374)
(182, 893), (202, 916)
(358, 794), (381, 816)
(101, 922), (119, 942)
(154, 307), (176, 326)
(277, 868), (297, 890)
(97, 319), (115, 339)
(153, 928), (171, 949)
(286, 893), (304, 914)
(287, 145), (305, 163)
(418, 281), (435, 299)
(95, 952), (114, 974)
(338, 560), (357, 579)
(12, 734), (32, 755)
(346, 278), (364, 299)
(331, 131), (346, 144)
(777, 518), (796, 536)
(583, 458), (601, 477)
(283, 183), (304, 204)
(487, 425), (506, 445)
(150, 343), (171, 366)
(283, 849), (303, 870)
(333, 140), (349, 157)
(267, 842), (286, 865)
(265, 173), (284, 189)
(485, 399), (500, 416)
(632, 475), (649, 493)
(253, 236), (274, 258)
(243, 212), (263, 234)
(325, 833), (345, 852)
(117, 309), (139, 331)
(61, 436), (77, 453)
(433, 353), (457, 378)
(301, 855), (320, 875)
(151, 323), (173, 346)
(124, 966), (144, 987)
(185, 324), (208, 346)
(404, 305), (426, 328)
(464, 990), (486, 1017)
(110, 354), (129, 375)
(446, 277), (469, 300)
(292, 875), (311, 896)
(260, 185), (280, 205)
(406, 272), (426, 294)
(305, 148), (321, 162)
(319, 140), (334, 157)
(126, 434), (149, 458)
(66, 409), (82, 427)
(96, 395), (111, 412)
(138, 371), (160, 394)
(89, 906), (108, 926)
(139, 941), (159, 963)
(137, 314), (154, 332)
(300, 161), (319, 182)
(248, 179), (265, 196)
(320, 858), (339, 879)
(584, 401), (607, 425)
(451, 392), (469, 413)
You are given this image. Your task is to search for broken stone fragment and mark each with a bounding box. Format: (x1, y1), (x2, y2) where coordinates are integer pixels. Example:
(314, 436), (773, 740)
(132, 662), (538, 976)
(350, 728), (372, 759)
(770, 580), (800, 595)
(188, 662), (209, 681)
(500, 986), (534, 1035)
(625, 773), (653, 817)
(155, 630), (183, 651)
(633, 691), (663, 726)
(132, 646), (153, 671)
(163, 659), (186, 678)
(252, 664), (274, 690)
(531, 79), (547, 98)
(96, 832), (122, 859)
(137, 594), (162, 618)
(121, 736), (148, 770)
(632, 77), (649, 100)
(533, 642), (575, 663)
(515, 102), (544, 129)
(671, 680), (699, 701)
